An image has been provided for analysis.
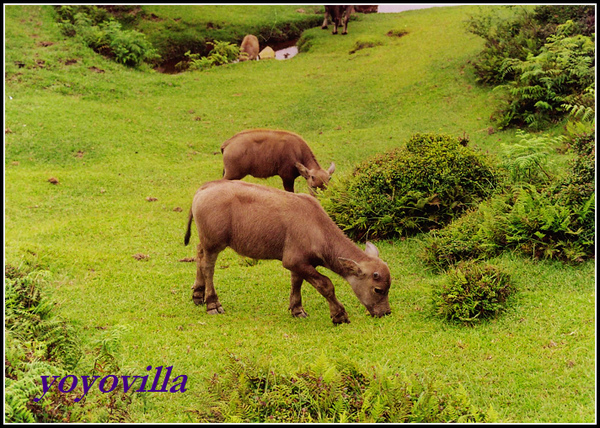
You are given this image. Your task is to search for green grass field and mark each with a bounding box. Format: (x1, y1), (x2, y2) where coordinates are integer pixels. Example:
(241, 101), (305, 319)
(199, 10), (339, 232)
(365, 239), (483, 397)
(4, 5), (595, 423)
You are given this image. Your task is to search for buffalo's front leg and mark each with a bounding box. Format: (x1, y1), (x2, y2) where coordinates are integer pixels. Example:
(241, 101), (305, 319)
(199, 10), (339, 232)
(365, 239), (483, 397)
(286, 263), (349, 324)
(200, 249), (225, 315)
(289, 272), (308, 318)
(281, 173), (296, 193)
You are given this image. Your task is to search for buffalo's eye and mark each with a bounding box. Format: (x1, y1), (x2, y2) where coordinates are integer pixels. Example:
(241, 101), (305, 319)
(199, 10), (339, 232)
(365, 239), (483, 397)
(374, 287), (385, 295)
(373, 272), (380, 280)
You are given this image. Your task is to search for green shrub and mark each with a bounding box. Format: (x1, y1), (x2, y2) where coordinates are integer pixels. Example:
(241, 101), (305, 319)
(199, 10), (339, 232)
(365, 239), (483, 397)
(493, 21), (595, 129)
(5, 266), (82, 371)
(56, 6), (159, 67)
(193, 353), (499, 423)
(533, 5), (596, 37)
(423, 178), (595, 270)
(55, 5), (111, 30)
(467, 5), (595, 85)
(5, 264), (81, 422)
(466, 7), (545, 86)
(431, 261), (514, 323)
(423, 180), (594, 270)
(176, 40), (240, 72)
(420, 207), (498, 273)
(320, 133), (498, 241)
(500, 130), (564, 185)
(467, 6), (595, 130)
(423, 119), (594, 270)
(5, 264), (139, 423)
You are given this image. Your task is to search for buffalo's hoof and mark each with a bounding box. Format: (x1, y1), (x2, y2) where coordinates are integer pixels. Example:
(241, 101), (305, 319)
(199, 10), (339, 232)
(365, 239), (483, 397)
(291, 308), (308, 318)
(207, 303), (224, 314)
(332, 311), (350, 325)
(192, 293), (205, 305)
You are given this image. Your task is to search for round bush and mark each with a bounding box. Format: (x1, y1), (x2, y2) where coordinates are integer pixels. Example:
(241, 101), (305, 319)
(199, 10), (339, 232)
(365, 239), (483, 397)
(320, 133), (498, 241)
(431, 261), (514, 323)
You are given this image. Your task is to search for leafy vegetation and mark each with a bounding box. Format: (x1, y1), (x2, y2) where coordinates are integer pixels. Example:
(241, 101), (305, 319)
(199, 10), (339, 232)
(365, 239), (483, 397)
(193, 353), (499, 423)
(175, 41), (240, 72)
(500, 130), (563, 185)
(320, 133), (498, 240)
(5, 264), (77, 422)
(494, 22), (595, 129)
(422, 128), (595, 271)
(431, 261), (515, 323)
(5, 263), (142, 423)
(467, 5), (595, 129)
(55, 5), (159, 67)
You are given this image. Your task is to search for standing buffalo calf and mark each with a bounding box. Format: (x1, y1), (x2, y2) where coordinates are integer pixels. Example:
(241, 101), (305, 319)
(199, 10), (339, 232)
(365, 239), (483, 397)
(239, 34), (259, 61)
(221, 129), (335, 194)
(184, 180), (391, 324)
(322, 5), (353, 35)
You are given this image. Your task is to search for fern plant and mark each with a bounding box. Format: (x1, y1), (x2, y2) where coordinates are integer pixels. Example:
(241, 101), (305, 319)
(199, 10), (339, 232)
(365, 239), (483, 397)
(4, 264), (82, 423)
(431, 261), (515, 323)
(4, 264), (139, 423)
(500, 130), (564, 184)
(494, 20), (595, 129)
(562, 84), (595, 123)
(177, 41), (241, 72)
(193, 353), (499, 423)
(56, 7), (159, 67)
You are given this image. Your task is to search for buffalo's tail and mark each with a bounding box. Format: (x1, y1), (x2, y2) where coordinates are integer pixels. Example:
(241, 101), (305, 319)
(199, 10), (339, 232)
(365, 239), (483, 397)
(184, 208), (194, 246)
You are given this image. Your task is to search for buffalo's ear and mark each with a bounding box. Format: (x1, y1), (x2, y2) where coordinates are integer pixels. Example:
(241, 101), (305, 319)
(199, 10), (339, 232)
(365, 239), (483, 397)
(364, 241), (379, 258)
(327, 162), (336, 175)
(338, 257), (364, 277)
(295, 162), (310, 179)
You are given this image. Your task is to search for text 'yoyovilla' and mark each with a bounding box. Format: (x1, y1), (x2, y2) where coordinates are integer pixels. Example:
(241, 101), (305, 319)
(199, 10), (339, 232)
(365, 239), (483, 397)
(33, 365), (187, 402)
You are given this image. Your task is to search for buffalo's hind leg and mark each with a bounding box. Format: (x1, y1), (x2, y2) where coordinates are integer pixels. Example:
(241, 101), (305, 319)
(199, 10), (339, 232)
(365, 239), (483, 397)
(321, 10), (330, 29)
(191, 245), (206, 305)
(288, 272), (308, 318)
(201, 249), (225, 315)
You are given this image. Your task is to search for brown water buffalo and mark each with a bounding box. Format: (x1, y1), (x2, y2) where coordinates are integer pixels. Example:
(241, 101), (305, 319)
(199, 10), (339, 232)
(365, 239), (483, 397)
(184, 180), (392, 324)
(239, 34), (259, 61)
(322, 5), (353, 35)
(221, 129), (335, 194)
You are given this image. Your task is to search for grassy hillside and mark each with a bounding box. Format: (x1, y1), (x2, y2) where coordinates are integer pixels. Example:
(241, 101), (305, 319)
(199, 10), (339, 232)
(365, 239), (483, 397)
(4, 5), (595, 423)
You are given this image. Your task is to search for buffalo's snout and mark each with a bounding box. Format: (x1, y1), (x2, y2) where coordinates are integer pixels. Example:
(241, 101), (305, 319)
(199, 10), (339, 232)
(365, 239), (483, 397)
(372, 309), (392, 318)
(368, 304), (391, 318)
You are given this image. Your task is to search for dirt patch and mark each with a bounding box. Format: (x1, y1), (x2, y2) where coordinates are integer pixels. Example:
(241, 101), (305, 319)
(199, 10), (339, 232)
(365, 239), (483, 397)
(386, 29), (408, 38)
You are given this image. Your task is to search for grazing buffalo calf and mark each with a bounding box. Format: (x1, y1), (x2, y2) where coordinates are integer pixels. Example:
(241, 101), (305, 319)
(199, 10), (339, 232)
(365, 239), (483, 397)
(322, 5), (353, 35)
(239, 34), (259, 61)
(184, 180), (392, 324)
(221, 129), (335, 194)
